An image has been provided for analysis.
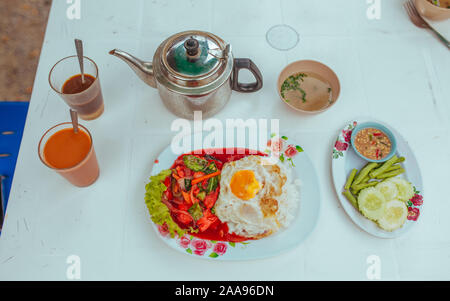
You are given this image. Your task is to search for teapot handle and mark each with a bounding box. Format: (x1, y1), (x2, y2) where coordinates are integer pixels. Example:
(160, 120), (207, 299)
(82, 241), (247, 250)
(232, 58), (263, 93)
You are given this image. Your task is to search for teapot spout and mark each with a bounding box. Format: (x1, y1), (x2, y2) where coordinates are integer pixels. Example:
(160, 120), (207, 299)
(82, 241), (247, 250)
(109, 49), (156, 88)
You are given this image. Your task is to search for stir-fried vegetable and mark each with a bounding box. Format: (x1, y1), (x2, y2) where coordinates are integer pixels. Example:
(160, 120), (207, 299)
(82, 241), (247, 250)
(181, 190), (192, 205)
(183, 155), (208, 171)
(171, 177), (182, 198)
(184, 178), (192, 191)
(192, 170), (221, 185)
(188, 203), (203, 221)
(197, 209), (218, 232)
(204, 187), (219, 209)
(204, 162), (218, 174)
(196, 191), (206, 201)
(206, 176), (218, 193)
(159, 154), (223, 234)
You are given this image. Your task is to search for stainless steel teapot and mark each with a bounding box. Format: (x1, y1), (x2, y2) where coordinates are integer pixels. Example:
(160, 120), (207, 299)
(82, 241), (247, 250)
(109, 30), (263, 119)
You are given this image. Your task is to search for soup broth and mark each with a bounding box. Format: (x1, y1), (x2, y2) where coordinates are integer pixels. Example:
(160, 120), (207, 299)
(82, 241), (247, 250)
(427, 0), (450, 8)
(280, 72), (333, 111)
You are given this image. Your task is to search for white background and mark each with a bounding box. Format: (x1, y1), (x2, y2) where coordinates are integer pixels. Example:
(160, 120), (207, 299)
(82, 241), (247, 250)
(0, 0), (449, 280)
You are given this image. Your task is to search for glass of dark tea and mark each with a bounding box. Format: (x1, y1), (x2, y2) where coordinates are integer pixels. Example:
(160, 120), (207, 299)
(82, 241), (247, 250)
(49, 56), (104, 120)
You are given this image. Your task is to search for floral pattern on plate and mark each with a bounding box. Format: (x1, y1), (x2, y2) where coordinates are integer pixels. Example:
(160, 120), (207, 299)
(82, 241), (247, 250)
(265, 134), (304, 166)
(407, 187), (423, 221)
(157, 224), (249, 258)
(333, 121), (357, 159)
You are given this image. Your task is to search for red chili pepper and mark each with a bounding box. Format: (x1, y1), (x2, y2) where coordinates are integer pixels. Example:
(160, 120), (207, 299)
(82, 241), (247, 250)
(373, 132), (382, 137)
(376, 149), (380, 159)
(163, 176), (171, 188)
(204, 187), (219, 209)
(202, 179), (208, 189)
(178, 204), (190, 211)
(197, 209), (218, 232)
(193, 185), (200, 195)
(176, 166), (185, 178)
(176, 211), (193, 224)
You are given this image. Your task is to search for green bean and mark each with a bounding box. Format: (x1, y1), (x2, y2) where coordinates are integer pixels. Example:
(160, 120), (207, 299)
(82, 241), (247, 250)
(351, 181), (378, 193)
(352, 169), (361, 185)
(369, 155), (398, 178)
(376, 168), (405, 179)
(385, 164), (402, 172)
(352, 162), (379, 187)
(361, 176), (370, 183)
(344, 169), (358, 190)
(342, 190), (358, 209)
(395, 157), (405, 164)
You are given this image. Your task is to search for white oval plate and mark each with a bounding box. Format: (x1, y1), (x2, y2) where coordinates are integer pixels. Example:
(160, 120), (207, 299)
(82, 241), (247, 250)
(147, 132), (321, 260)
(331, 118), (424, 238)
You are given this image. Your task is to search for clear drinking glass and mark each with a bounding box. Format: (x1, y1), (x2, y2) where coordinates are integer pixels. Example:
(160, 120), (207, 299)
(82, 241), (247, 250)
(38, 122), (100, 187)
(266, 24), (300, 51)
(49, 56), (104, 120)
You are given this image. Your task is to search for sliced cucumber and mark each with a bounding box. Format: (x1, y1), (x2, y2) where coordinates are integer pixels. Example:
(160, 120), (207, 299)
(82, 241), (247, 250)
(376, 181), (398, 201)
(377, 200), (408, 231)
(386, 178), (414, 202)
(358, 187), (386, 221)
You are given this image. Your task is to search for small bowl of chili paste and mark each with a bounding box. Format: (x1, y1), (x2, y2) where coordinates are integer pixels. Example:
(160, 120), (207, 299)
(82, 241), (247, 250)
(351, 122), (397, 163)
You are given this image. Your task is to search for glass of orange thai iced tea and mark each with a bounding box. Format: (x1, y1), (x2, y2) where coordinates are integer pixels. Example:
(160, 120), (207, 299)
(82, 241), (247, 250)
(38, 122), (99, 187)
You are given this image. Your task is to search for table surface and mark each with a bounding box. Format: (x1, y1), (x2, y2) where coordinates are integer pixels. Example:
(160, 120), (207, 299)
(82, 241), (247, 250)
(1, 0), (449, 281)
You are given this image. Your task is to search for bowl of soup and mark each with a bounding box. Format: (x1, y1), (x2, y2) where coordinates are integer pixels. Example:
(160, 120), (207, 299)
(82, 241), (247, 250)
(277, 60), (340, 114)
(414, 0), (450, 21)
(351, 122), (397, 163)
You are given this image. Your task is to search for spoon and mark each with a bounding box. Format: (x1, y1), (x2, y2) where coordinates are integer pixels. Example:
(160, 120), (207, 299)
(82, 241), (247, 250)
(74, 39), (85, 84)
(70, 109), (79, 134)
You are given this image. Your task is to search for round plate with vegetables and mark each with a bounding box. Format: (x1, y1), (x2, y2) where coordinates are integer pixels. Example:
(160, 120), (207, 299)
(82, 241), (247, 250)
(331, 119), (424, 238)
(145, 132), (320, 260)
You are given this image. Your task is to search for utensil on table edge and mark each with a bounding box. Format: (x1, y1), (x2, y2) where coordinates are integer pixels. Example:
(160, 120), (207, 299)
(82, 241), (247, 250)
(404, 0), (450, 49)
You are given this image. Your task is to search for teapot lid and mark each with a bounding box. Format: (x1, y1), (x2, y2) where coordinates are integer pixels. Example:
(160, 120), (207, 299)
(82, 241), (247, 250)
(157, 31), (233, 94)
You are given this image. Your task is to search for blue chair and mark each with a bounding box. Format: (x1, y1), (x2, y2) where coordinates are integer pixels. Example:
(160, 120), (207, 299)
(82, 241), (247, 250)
(0, 101), (29, 233)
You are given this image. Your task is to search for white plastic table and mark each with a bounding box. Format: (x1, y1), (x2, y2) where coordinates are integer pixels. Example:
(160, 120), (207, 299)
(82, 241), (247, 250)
(0, 0), (449, 280)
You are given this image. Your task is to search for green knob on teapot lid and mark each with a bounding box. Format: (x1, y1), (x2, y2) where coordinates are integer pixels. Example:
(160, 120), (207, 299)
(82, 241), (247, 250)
(165, 34), (221, 77)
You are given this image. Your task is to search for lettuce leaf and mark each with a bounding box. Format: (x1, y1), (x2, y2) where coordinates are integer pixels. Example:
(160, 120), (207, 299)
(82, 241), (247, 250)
(144, 169), (186, 238)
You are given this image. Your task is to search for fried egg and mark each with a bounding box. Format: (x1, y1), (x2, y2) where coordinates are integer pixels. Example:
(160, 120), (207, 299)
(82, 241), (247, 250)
(214, 155), (299, 238)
